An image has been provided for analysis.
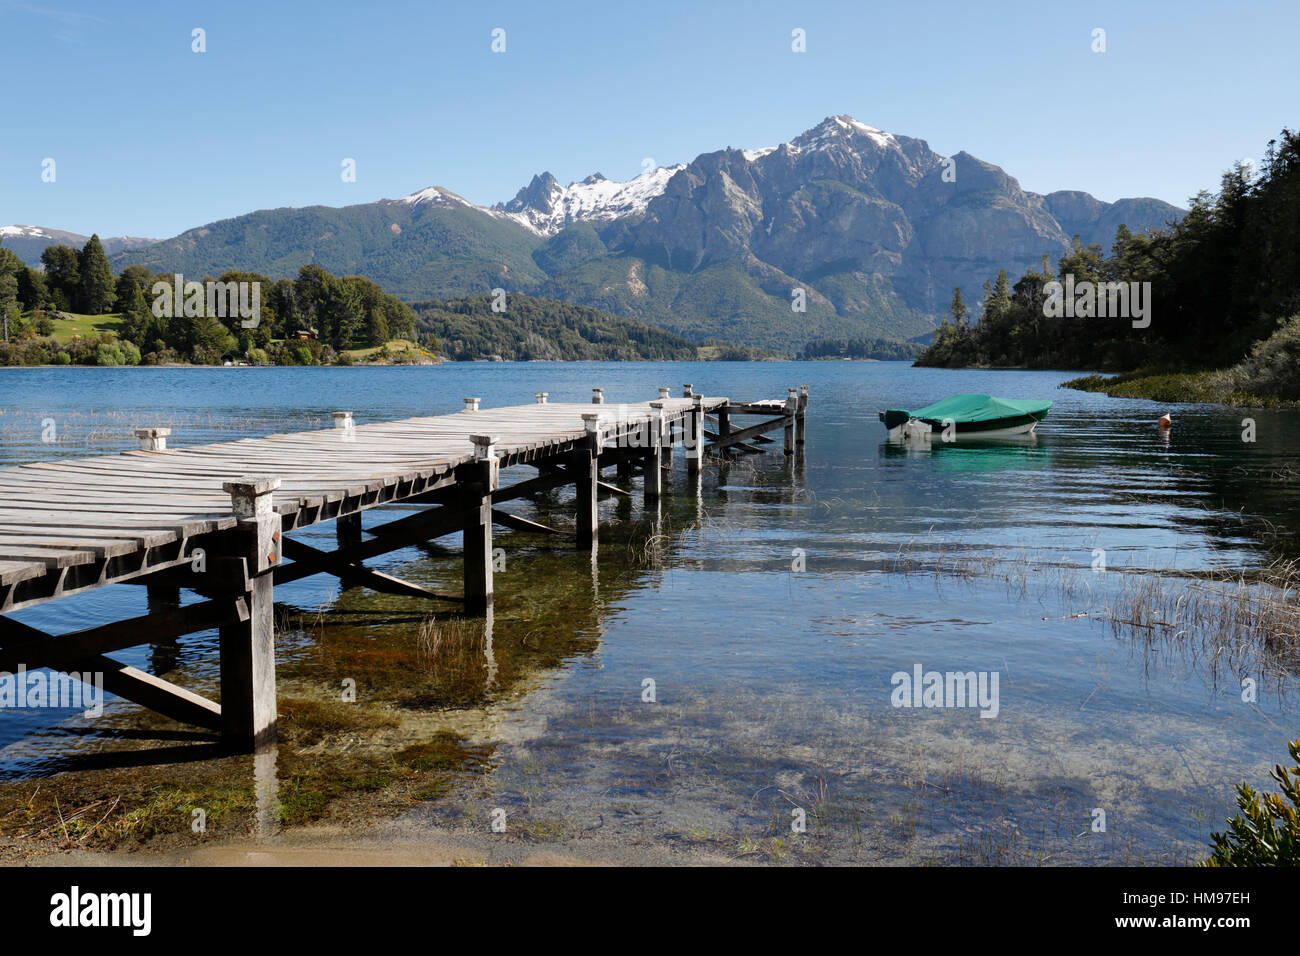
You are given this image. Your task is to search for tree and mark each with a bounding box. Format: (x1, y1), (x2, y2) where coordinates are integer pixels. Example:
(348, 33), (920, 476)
(115, 272), (151, 347)
(17, 268), (48, 310)
(77, 235), (116, 314)
(948, 286), (967, 325)
(0, 248), (24, 343)
(317, 274), (363, 350)
(40, 244), (80, 311)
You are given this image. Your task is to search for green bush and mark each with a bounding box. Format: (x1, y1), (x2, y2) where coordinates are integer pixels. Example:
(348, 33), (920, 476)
(1205, 739), (1300, 866)
(1228, 315), (1300, 400)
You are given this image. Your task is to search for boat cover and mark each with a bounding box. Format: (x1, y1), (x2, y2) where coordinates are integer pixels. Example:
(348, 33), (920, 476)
(885, 394), (1052, 425)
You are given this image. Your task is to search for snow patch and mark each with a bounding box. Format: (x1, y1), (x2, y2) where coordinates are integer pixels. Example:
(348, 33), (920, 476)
(0, 225), (51, 238)
(497, 164), (686, 236)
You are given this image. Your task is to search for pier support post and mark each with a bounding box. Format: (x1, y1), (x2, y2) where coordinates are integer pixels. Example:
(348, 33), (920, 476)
(463, 436), (496, 615)
(336, 512), (362, 549)
(717, 403), (732, 458)
(784, 387), (798, 456)
(146, 585), (181, 612)
(575, 413), (601, 551)
(644, 401), (665, 505)
(219, 476), (281, 752)
(796, 386), (808, 447)
(685, 394), (704, 478)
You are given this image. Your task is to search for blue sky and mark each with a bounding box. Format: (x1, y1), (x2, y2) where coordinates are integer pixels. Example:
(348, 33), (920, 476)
(1, 0), (1296, 239)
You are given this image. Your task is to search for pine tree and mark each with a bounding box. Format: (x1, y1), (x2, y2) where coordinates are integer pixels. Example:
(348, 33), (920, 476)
(77, 235), (116, 314)
(40, 245), (80, 312)
(949, 286), (967, 325)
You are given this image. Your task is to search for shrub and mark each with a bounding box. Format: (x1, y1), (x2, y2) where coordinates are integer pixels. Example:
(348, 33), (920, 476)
(1204, 739), (1300, 866)
(1228, 315), (1300, 400)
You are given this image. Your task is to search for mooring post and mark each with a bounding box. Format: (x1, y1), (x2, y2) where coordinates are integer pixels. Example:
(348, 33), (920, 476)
(644, 401), (665, 504)
(796, 386), (808, 447)
(331, 410), (355, 442)
(219, 475), (281, 751)
(592, 388), (604, 405)
(463, 435), (496, 615)
(685, 393), (704, 479)
(464, 397), (481, 412)
(784, 387), (798, 456)
(682, 384), (694, 398)
(135, 427), (170, 452)
(658, 386), (671, 400)
(535, 392), (548, 404)
(575, 413), (601, 551)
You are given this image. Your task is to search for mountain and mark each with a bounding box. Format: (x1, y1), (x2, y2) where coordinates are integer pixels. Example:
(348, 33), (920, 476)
(40, 114), (1181, 350)
(0, 225), (156, 265)
(99, 189), (547, 301)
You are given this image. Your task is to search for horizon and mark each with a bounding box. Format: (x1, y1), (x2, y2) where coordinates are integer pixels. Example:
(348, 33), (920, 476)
(1, 0), (1296, 239)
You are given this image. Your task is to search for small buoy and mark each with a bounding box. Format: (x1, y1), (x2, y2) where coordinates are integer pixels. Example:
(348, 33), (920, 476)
(1158, 413), (1172, 429)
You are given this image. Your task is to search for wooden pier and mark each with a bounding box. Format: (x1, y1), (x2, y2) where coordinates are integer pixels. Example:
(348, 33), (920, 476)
(0, 385), (807, 751)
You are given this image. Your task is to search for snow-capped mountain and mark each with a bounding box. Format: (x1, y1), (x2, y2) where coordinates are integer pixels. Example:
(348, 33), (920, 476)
(491, 166), (687, 236)
(0, 225), (157, 266)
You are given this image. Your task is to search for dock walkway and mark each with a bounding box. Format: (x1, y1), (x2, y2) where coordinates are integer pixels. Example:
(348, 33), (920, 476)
(0, 385), (807, 750)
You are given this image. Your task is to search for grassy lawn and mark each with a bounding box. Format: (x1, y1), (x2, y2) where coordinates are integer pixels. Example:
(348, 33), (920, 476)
(338, 339), (437, 364)
(41, 311), (124, 344)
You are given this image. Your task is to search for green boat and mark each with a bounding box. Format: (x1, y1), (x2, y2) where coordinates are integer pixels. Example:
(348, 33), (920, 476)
(879, 394), (1052, 440)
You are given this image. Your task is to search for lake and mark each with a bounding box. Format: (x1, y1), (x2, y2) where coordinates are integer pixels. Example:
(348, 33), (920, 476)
(1, 361), (1297, 864)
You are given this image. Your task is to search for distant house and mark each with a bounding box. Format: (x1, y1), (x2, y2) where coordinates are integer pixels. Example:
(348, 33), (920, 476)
(295, 327), (319, 340)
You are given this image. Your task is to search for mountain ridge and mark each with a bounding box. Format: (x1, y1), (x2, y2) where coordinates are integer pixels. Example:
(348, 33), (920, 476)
(5, 115), (1184, 350)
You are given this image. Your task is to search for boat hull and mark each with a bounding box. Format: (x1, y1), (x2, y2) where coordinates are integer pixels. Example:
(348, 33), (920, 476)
(884, 413), (1045, 441)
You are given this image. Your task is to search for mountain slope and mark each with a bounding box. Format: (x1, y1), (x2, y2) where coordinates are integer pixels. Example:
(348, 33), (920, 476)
(0, 225), (156, 265)
(109, 189), (547, 300)
(53, 114), (1191, 350)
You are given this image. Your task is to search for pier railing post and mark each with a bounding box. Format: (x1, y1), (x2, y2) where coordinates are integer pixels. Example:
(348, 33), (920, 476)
(219, 475), (281, 751)
(135, 427), (170, 452)
(463, 435), (496, 615)
(575, 413), (601, 551)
